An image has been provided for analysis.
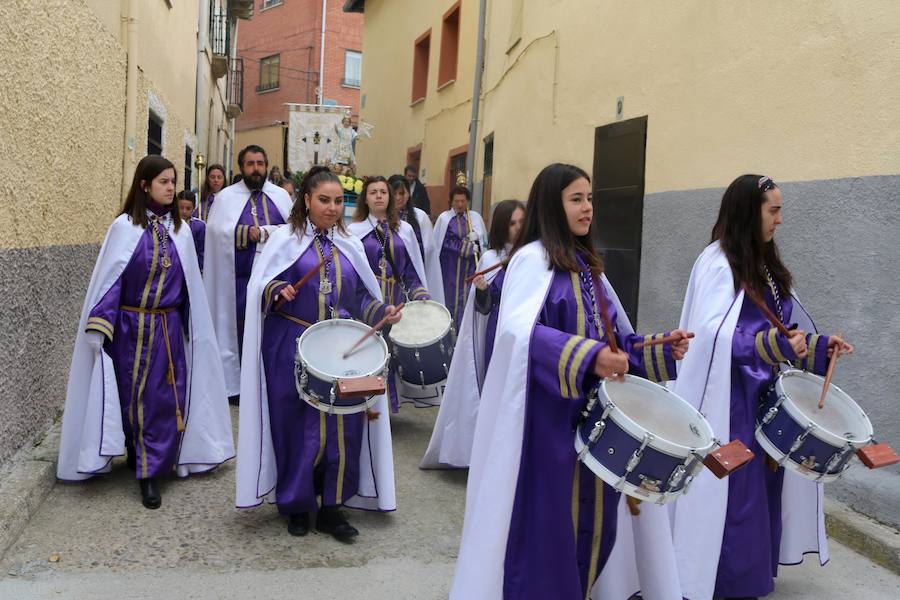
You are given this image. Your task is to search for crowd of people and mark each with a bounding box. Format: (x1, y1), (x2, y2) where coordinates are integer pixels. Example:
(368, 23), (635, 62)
(57, 144), (854, 599)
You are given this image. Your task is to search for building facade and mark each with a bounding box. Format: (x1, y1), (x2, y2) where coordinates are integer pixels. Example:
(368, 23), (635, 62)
(234, 0), (364, 174)
(351, 0), (900, 528)
(0, 0), (249, 466)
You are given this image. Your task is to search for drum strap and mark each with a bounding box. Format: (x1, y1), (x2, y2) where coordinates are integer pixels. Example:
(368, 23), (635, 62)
(274, 311), (314, 329)
(372, 224), (410, 300)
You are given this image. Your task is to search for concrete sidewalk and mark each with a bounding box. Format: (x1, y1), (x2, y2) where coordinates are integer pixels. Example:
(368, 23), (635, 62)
(1, 405), (898, 599)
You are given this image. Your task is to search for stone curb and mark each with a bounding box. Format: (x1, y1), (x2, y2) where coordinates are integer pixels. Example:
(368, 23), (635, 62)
(0, 420), (60, 561)
(825, 496), (900, 576)
(0, 419), (898, 577)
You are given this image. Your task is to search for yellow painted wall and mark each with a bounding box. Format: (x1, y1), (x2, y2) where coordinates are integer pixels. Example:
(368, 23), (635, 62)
(356, 0), (478, 209)
(477, 0), (900, 201)
(234, 125), (285, 173)
(0, 1), (126, 249)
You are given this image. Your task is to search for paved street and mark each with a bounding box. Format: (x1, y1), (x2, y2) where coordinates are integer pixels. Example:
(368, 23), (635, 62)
(1, 405), (898, 599)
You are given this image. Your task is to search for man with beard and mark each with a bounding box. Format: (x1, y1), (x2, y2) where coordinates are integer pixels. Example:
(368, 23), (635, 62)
(203, 145), (294, 402)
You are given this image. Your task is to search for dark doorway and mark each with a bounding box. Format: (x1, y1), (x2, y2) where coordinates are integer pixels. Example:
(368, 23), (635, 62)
(591, 116), (647, 325)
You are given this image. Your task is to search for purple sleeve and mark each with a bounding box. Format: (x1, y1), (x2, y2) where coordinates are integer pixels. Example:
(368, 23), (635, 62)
(616, 331), (678, 383)
(792, 333), (830, 375)
(355, 282), (387, 326)
(443, 228), (477, 259)
(86, 278), (122, 343)
(235, 224), (250, 250)
(531, 323), (605, 401)
(262, 279), (290, 314)
(734, 325), (799, 367)
(194, 221), (205, 272)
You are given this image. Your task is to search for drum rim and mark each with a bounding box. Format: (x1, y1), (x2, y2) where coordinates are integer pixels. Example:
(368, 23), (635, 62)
(388, 299), (453, 348)
(599, 374), (715, 456)
(300, 390), (380, 415)
(774, 369), (874, 447)
(296, 318), (389, 382)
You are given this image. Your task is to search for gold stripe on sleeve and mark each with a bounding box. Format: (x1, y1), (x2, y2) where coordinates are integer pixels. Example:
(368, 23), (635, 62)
(568, 339), (600, 399)
(557, 336), (582, 399)
(768, 327), (789, 364)
(756, 330), (778, 366)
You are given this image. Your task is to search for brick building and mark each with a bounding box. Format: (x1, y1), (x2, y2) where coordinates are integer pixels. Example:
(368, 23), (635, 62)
(234, 0), (363, 173)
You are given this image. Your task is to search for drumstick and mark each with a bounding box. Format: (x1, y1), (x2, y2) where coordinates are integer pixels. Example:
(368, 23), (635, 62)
(633, 331), (695, 350)
(465, 260), (505, 284)
(274, 257), (326, 311)
(342, 303), (405, 359)
(593, 276), (619, 353)
(743, 287), (792, 337)
(818, 331), (844, 410)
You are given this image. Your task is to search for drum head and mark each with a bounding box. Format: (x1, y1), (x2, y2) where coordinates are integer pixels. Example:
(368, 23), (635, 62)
(297, 319), (387, 380)
(389, 300), (451, 346)
(603, 376), (713, 449)
(779, 370), (873, 442)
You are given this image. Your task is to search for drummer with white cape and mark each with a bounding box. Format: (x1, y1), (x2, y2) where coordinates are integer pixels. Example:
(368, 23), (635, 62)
(203, 145), (293, 397)
(236, 167), (399, 540)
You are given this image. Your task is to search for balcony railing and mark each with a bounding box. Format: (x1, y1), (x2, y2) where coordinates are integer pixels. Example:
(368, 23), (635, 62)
(227, 58), (244, 118)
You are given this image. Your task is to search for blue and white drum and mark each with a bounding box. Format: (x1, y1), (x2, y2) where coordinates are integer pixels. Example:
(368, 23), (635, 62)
(388, 300), (454, 403)
(294, 318), (389, 415)
(756, 369), (873, 483)
(575, 375), (715, 504)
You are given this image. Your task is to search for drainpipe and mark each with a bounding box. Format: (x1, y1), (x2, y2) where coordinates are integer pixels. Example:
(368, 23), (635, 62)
(465, 0), (487, 212)
(122, 0), (139, 199)
(317, 0), (327, 105)
(195, 0), (209, 164)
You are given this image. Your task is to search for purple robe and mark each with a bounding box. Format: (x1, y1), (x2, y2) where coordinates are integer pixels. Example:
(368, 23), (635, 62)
(359, 223), (430, 412)
(503, 255), (676, 599)
(440, 212), (479, 329)
(474, 268), (505, 371)
(234, 190), (285, 350)
(398, 208), (425, 262)
(715, 287), (830, 598)
(194, 192), (216, 222)
(259, 234), (387, 515)
(86, 221), (188, 480)
(188, 218), (205, 273)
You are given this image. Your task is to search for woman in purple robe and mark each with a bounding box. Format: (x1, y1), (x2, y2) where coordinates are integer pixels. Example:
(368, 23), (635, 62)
(472, 199), (525, 371)
(196, 163), (225, 221)
(349, 176), (431, 412)
(670, 175), (853, 600)
(451, 163), (691, 599)
(253, 166), (402, 540)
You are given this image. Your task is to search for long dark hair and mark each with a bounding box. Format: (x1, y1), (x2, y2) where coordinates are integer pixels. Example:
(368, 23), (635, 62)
(201, 164), (226, 204)
(353, 175), (399, 230)
(711, 174), (792, 296)
(511, 163), (601, 274)
(488, 199), (525, 250)
(388, 174), (421, 238)
(289, 165), (346, 235)
(121, 155), (181, 232)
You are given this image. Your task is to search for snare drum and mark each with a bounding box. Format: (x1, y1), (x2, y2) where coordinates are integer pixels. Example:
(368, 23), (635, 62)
(575, 375), (715, 504)
(294, 318), (389, 414)
(756, 369), (873, 482)
(388, 300), (454, 400)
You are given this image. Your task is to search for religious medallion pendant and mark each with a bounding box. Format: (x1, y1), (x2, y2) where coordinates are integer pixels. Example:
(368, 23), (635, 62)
(379, 257), (388, 273)
(319, 278), (332, 295)
(161, 256), (172, 269)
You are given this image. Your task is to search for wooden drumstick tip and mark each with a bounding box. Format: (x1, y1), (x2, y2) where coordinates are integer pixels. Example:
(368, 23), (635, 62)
(633, 331), (695, 350)
(818, 331), (844, 410)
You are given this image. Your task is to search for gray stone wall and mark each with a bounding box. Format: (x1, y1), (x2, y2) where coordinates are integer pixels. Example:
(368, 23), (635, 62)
(0, 245), (98, 464)
(638, 174), (900, 528)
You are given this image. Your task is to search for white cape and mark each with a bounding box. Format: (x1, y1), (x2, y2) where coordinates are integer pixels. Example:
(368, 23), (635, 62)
(406, 206), (434, 266)
(345, 218), (429, 295)
(235, 223), (396, 512)
(451, 240), (682, 600)
(58, 214), (235, 481)
(420, 249), (502, 469)
(203, 180), (293, 395)
(669, 241), (827, 600)
(426, 209), (487, 305)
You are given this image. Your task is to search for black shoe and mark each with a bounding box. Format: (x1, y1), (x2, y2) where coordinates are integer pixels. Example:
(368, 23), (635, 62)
(228, 395), (240, 406)
(126, 446), (136, 471)
(287, 512), (310, 536)
(316, 506), (358, 542)
(139, 478), (161, 510)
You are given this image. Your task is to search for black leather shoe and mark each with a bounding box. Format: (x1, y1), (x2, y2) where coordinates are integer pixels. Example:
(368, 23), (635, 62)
(139, 478), (161, 510)
(126, 446), (136, 471)
(287, 513), (310, 536)
(316, 506), (358, 542)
